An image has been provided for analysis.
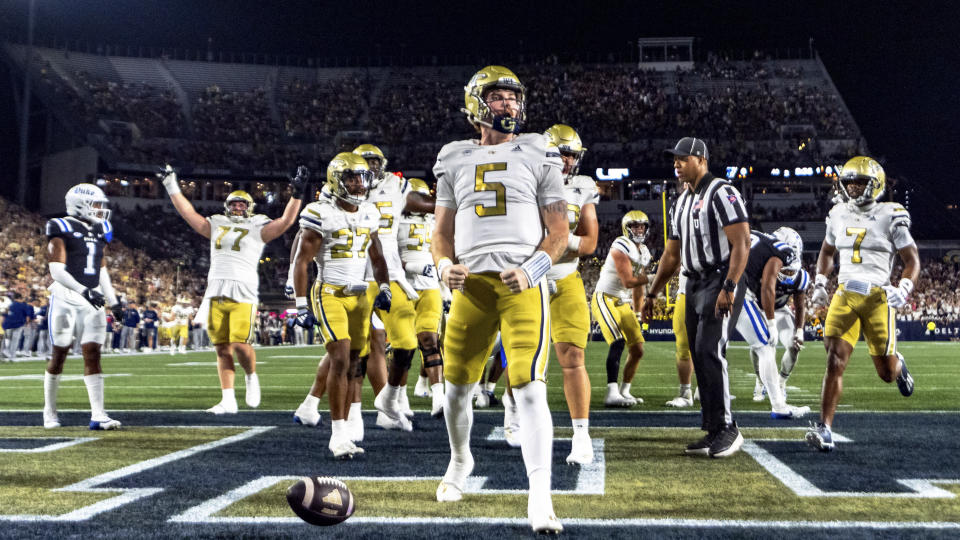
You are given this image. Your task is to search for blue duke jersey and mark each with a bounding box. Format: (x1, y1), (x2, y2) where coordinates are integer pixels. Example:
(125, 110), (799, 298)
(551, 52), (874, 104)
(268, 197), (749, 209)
(45, 216), (113, 289)
(433, 133), (566, 272)
(774, 269), (810, 309)
(299, 198), (381, 285)
(743, 231), (797, 298)
(547, 174), (599, 281)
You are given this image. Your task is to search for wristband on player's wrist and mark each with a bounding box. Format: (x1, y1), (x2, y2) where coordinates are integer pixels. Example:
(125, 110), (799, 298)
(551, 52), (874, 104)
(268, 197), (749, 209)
(295, 297), (308, 309)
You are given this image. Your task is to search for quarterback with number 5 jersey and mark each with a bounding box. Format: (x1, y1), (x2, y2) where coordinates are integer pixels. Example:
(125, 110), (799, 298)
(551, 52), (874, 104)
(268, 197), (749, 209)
(806, 156), (920, 452)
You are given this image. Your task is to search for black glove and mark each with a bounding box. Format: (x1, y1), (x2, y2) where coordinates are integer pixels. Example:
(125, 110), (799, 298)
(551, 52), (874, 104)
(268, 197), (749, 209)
(284, 283), (295, 299)
(289, 165), (311, 201)
(82, 288), (106, 309)
(295, 307), (317, 329)
(110, 303), (123, 321)
(442, 299), (452, 313)
(374, 284), (392, 312)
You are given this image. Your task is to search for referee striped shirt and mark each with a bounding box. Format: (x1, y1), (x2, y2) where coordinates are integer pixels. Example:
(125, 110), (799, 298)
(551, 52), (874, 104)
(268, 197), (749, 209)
(668, 173), (748, 273)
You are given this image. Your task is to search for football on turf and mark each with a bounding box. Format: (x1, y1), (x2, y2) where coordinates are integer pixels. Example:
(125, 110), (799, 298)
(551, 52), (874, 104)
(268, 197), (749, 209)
(286, 476), (355, 526)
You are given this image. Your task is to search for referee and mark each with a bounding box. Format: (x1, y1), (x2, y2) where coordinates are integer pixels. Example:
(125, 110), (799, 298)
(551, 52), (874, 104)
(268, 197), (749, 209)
(641, 137), (751, 458)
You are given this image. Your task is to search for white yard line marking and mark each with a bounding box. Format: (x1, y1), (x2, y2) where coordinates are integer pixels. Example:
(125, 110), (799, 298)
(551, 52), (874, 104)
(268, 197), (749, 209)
(0, 426), (273, 522)
(0, 437), (97, 453)
(743, 440), (958, 498)
(0, 374), (130, 382)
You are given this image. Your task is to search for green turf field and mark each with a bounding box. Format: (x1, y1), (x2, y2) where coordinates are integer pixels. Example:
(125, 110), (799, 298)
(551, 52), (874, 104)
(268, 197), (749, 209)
(0, 340), (955, 412)
(1, 341), (958, 538)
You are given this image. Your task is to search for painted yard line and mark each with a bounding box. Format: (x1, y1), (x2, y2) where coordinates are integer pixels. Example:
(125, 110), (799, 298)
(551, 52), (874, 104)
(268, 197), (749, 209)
(171, 514), (960, 530)
(743, 440), (959, 498)
(0, 374), (131, 382)
(0, 437), (97, 453)
(166, 362), (269, 367)
(0, 426), (274, 522)
(0, 408), (958, 414)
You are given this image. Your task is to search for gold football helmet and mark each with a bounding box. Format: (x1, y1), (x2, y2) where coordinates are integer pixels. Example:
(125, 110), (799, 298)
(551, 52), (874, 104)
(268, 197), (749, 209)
(838, 156), (885, 206)
(462, 65), (526, 134)
(326, 152), (373, 206)
(621, 210), (650, 243)
(224, 190), (255, 222)
(407, 177), (431, 196)
(353, 144), (388, 182)
(544, 124), (587, 180)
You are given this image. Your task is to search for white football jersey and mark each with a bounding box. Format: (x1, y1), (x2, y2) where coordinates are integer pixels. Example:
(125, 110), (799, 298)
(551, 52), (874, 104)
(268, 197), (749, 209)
(299, 198), (381, 286)
(595, 236), (651, 298)
(204, 213), (270, 303)
(824, 202), (914, 287)
(398, 212), (439, 290)
(364, 174), (412, 282)
(172, 304), (194, 324)
(434, 133), (565, 272)
(547, 174), (599, 280)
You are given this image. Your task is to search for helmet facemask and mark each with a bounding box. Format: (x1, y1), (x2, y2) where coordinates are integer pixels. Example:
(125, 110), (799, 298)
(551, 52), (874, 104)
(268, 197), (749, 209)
(224, 191), (255, 223)
(331, 168), (373, 206)
(838, 174), (882, 207)
(625, 221), (648, 244)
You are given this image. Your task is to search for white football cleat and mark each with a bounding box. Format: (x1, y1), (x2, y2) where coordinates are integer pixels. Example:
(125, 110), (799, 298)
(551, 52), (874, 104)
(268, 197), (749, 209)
(771, 404), (811, 420)
(206, 401), (239, 415)
(328, 437), (364, 460)
(566, 431), (594, 465)
(413, 375), (432, 398)
(244, 375), (260, 408)
(604, 393), (633, 408)
(374, 391), (413, 431)
(474, 390), (490, 408)
(43, 410), (60, 429)
(437, 454), (474, 502)
(431, 390), (444, 418)
(620, 391), (642, 405)
(293, 404), (321, 427)
(528, 496), (563, 534)
(89, 417), (121, 430)
(665, 394), (694, 408)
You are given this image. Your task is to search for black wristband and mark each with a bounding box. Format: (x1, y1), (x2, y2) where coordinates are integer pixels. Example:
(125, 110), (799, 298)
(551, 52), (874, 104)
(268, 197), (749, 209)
(722, 279), (737, 293)
(645, 293), (657, 299)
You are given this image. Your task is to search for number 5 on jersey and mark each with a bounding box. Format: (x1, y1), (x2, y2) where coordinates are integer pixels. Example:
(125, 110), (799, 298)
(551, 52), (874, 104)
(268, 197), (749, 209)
(475, 163), (507, 217)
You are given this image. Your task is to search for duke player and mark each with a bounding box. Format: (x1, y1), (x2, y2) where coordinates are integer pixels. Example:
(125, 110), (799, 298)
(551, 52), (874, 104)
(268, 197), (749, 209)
(749, 227), (810, 401)
(806, 157), (919, 451)
(432, 66), (568, 533)
(43, 184), (124, 430)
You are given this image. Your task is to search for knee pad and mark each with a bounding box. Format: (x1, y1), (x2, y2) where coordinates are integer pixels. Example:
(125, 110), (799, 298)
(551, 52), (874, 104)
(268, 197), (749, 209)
(392, 348), (415, 372)
(419, 344), (443, 368)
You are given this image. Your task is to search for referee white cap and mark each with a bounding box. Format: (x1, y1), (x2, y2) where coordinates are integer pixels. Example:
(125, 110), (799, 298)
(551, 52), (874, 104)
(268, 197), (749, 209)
(664, 137), (709, 160)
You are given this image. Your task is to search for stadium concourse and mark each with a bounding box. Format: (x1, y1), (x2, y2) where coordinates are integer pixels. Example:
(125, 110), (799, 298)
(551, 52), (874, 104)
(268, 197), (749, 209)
(2, 42), (960, 538)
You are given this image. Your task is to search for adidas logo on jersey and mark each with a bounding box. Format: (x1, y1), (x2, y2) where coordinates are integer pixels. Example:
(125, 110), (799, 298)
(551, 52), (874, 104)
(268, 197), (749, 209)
(511, 145), (523, 152)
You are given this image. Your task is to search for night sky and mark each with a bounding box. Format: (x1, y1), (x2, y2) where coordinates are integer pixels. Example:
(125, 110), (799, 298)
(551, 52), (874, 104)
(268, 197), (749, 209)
(1, 0), (958, 235)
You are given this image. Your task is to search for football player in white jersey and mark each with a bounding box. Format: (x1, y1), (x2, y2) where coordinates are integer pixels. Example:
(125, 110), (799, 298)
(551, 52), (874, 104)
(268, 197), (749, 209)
(169, 296), (195, 355)
(354, 144), (435, 434)
(806, 157), (919, 452)
(397, 178), (446, 418)
(432, 65), (568, 533)
(543, 123), (599, 465)
(591, 211), (651, 408)
(43, 184), (124, 430)
(159, 165), (308, 414)
(292, 153), (393, 459)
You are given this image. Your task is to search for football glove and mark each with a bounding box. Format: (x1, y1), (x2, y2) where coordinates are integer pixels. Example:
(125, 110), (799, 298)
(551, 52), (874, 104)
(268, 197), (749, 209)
(766, 318), (778, 348)
(811, 273), (829, 306)
(156, 164), (180, 195)
(792, 328), (805, 351)
(882, 278), (913, 309)
(442, 299), (451, 313)
(289, 165), (310, 200)
(374, 283), (392, 312)
(82, 288), (106, 309)
(110, 303), (123, 321)
(294, 307), (317, 329)
(547, 279), (558, 296)
(284, 279), (295, 299)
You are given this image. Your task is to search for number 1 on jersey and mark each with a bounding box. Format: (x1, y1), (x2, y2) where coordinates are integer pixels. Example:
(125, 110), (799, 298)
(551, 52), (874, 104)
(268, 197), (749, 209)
(474, 163), (507, 217)
(83, 240), (97, 275)
(846, 227), (867, 263)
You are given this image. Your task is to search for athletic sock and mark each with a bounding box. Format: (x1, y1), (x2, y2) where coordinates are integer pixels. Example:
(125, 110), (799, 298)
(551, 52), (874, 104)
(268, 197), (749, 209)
(513, 381), (553, 498)
(83, 373), (105, 419)
(221, 388), (236, 404)
(620, 382), (632, 396)
(572, 417), (589, 437)
(484, 382), (496, 393)
(44, 372), (60, 413)
(444, 382), (476, 460)
(303, 394), (320, 410)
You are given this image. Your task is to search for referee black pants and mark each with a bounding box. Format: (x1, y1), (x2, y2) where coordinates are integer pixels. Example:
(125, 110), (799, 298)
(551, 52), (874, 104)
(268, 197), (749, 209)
(685, 272), (745, 433)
